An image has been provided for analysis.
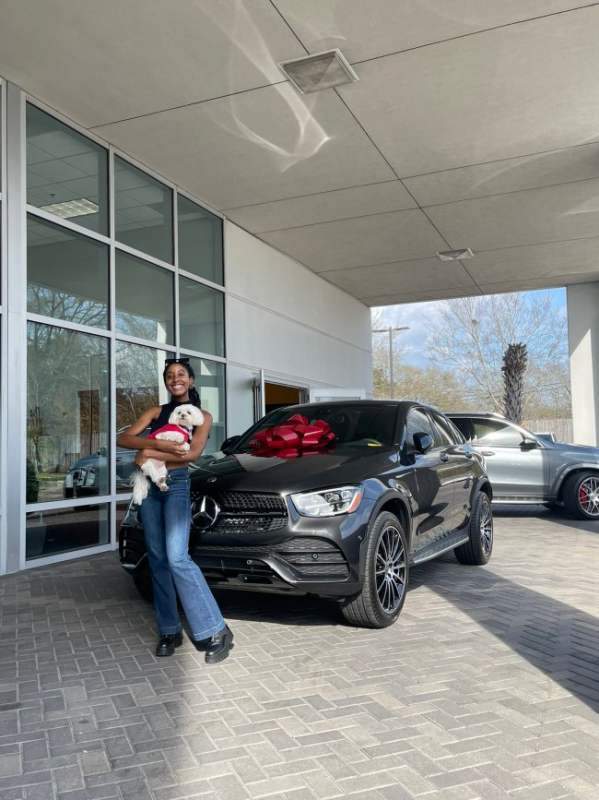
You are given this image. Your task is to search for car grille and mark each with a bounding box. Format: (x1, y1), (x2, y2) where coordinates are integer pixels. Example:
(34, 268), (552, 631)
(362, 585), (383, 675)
(277, 537), (350, 578)
(191, 489), (288, 534)
(195, 537), (350, 580)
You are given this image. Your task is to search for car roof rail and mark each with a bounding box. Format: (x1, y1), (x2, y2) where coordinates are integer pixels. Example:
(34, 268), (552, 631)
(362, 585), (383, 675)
(447, 411), (506, 419)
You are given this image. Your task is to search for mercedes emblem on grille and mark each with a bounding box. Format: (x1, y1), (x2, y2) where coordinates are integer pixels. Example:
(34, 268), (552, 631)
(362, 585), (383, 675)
(192, 495), (220, 530)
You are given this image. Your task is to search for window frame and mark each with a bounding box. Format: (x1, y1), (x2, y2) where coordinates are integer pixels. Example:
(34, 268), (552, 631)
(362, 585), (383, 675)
(16, 93), (229, 568)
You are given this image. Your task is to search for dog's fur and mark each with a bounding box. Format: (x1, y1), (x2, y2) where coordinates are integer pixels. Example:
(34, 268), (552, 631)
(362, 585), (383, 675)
(132, 404), (204, 505)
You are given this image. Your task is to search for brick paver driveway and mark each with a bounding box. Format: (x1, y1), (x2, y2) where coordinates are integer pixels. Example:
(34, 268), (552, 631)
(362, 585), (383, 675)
(2, 507), (599, 800)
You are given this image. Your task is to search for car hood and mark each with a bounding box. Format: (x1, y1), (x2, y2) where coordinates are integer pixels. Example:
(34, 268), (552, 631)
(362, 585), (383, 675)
(550, 442), (599, 460)
(190, 445), (399, 494)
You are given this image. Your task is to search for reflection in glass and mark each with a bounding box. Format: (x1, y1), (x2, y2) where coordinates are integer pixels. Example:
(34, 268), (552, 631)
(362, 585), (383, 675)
(178, 195), (223, 284)
(116, 499), (132, 531)
(26, 104), (108, 235)
(188, 358), (226, 454)
(116, 342), (169, 491)
(27, 323), (109, 503)
(116, 250), (174, 344)
(115, 157), (173, 263)
(26, 504), (109, 560)
(27, 215), (109, 327)
(179, 277), (224, 356)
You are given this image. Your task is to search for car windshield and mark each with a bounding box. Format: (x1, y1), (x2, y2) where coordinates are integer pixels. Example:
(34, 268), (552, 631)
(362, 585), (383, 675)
(234, 404), (398, 452)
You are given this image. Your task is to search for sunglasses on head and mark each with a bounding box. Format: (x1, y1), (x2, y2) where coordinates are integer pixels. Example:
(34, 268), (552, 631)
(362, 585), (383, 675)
(164, 357), (190, 366)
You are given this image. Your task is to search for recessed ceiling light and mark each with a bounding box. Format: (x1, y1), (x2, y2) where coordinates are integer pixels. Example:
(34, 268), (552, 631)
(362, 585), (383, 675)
(436, 248), (474, 262)
(40, 198), (99, 219)
(279, 49), (359, 94)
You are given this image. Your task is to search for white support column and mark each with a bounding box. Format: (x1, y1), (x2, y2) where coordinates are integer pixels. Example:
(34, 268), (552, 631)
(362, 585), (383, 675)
(4, 82), (26, 572)
(567, 282), (599, 446)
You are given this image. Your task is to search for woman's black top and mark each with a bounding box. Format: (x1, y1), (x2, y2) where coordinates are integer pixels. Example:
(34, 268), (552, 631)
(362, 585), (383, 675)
(147, 399), (201, 435)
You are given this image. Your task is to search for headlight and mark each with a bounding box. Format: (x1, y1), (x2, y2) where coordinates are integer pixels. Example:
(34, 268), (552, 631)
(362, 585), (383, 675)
(290, 486), (363, 517)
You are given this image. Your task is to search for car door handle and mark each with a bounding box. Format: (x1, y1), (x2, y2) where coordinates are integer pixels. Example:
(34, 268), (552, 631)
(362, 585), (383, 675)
(480, 450), (495, 456)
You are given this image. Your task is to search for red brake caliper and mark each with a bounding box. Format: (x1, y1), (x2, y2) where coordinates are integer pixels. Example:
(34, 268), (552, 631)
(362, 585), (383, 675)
(579, 485), (589, 506)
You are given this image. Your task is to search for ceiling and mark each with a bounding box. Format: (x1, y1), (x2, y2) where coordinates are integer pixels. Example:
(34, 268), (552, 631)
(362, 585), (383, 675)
(2, 0), (599, 305)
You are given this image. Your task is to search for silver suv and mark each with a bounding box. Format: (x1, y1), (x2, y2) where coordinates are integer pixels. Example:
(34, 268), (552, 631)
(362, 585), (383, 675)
(448, 413), (599, 520)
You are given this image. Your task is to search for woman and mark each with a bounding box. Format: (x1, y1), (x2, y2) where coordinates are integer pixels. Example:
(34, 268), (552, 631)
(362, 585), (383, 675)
(117, 357), (233, 663)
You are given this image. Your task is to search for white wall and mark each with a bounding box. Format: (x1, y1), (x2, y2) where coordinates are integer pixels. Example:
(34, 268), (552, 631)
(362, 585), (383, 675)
(225, 222), (372, 433)
(567, 282), (599, 446)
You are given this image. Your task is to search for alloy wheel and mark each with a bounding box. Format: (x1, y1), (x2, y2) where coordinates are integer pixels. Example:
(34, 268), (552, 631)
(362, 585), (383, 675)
(578, 476), (599, 517)
(375, 525), (406, 614)
(479, 498), (493, 555)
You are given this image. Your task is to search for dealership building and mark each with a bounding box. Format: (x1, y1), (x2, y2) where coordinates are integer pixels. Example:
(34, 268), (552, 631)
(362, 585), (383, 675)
(0, 2), (598, 574)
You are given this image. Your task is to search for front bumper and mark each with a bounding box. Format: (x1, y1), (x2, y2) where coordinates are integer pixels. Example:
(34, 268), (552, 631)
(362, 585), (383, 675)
(119, 497), (372, 598)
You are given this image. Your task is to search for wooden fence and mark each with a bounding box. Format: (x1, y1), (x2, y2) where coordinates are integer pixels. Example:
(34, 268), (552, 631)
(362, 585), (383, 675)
(522, 417), (573, 442)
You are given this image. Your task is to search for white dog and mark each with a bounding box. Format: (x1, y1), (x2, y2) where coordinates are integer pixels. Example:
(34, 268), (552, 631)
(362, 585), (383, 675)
(132, 404), (204, 505)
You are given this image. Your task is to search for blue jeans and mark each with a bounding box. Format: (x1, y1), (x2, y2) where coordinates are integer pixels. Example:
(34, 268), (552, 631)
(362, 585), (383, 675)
(139, 468), (225, 640)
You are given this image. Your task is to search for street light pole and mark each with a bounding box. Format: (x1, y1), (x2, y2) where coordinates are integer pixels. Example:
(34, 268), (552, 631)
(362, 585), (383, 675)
(372, 326), (410, 399)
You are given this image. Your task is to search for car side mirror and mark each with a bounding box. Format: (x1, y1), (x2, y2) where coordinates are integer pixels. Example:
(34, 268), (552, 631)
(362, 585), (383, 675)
(413, 432), (433, 454)
(521, 438), (538, 451)
(221, 435), (241, 453)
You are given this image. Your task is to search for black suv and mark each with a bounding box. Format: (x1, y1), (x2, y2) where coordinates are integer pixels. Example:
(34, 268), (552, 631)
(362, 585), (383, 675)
(119, 401), (493, 628)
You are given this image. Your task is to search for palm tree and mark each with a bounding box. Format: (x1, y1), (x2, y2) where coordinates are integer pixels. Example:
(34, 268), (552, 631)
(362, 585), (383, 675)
(502, 343), (528, 423)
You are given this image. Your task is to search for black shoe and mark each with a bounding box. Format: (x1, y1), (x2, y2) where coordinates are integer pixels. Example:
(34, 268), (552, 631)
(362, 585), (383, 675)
(192, 636), (211, 652)
(204, 625), (234, 664)
(155, 632), (183, 657)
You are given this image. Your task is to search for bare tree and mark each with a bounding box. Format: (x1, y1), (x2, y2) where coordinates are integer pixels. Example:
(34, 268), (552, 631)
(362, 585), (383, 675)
(427, 293), (569, 415)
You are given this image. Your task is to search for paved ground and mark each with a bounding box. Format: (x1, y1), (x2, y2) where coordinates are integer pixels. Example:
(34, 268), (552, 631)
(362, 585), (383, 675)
(1, 507), (599, 800)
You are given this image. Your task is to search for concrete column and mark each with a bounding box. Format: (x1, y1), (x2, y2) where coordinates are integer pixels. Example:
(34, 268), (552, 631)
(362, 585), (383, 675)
(567, 283), (599, 446)
(3, 82), (27, 572)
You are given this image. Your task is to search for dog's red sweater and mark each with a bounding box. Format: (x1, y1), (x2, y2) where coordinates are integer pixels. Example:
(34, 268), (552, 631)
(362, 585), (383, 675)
(147, 424), (191, 444)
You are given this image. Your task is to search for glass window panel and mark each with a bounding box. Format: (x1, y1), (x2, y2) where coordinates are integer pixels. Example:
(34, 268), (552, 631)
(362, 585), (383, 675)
(471, 418), (524, 447)
(27, 323), (109, 502)
(116, 499), (132, 531)
(116, 341), (168, 491)
(178, 195), (223, 284)
(26, 504), (109, 560)
(115, 157), (173, 263)
(26, 104), (108, 235)
(179, 276), (224, 356)
(115, 250), (174, 344)
(27, 215), (109, 327)
(188, 357), (226, 455)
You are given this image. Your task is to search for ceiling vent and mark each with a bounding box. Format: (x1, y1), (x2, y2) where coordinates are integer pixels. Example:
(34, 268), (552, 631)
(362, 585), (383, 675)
(279, 49), (359, 94)
(436, 248), (474, 262)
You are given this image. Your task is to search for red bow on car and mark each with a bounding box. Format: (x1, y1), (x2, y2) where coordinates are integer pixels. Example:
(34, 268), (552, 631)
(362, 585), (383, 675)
(250, 414), (335, 458)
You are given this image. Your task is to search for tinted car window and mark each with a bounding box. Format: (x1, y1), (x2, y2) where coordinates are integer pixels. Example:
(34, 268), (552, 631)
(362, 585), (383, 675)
(404, 408), (436, 450)
(444, 416), (465, 444)
(470, 418), (524, 447)
(451, 417), (473, 440)
(235, 404), (398, 451)
(428, 411), (455, 446)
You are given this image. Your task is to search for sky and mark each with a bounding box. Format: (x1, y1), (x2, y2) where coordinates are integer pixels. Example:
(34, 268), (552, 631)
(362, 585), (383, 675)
(371, 287), (567, 369)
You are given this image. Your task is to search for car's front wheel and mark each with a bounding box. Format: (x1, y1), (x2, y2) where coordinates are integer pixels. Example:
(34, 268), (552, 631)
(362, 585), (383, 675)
(455, 490), (493, 565)
(341, 511), (409, 629)
(563, 471), (599, 520)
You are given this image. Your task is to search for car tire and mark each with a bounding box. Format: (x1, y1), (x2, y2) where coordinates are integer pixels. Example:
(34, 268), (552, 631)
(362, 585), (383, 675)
(563, 471), (599, 520)
(133, 564), (153, 603)
(455, 491), (493, 565)
(341, 511), (409, 629)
